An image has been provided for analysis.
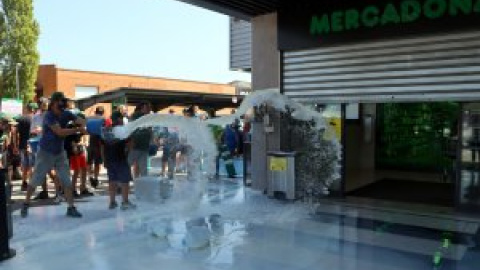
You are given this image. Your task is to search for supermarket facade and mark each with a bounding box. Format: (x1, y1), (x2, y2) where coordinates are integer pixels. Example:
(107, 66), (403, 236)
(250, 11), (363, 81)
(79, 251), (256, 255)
(179, 0), (480, 211)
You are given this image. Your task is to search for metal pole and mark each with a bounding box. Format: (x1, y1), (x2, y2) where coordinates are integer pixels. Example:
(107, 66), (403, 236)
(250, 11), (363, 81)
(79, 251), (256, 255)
(0, 168), (16, 261)
(15, 64), (20, 100)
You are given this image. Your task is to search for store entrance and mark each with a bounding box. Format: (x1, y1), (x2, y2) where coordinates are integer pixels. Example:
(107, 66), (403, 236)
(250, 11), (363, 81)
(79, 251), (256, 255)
(457, 103), (480, 211)
(345, 103), (460, 207)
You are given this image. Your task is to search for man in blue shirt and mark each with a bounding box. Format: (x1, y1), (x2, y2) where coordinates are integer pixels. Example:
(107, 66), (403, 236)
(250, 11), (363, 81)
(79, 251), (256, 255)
(21, 92), (86, 218)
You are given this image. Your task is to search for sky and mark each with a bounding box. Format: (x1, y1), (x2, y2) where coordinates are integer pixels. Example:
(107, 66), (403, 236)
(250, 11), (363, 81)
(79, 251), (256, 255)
(33, 0), (251, 84)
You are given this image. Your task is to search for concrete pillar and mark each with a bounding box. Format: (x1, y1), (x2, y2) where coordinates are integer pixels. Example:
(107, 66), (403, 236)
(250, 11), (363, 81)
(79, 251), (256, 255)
(251, 13), (280, 90)
(250, 13), (281, 191)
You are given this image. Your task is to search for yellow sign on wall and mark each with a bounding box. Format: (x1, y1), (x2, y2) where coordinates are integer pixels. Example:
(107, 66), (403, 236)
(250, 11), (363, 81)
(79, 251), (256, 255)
(324, 117), (342, 141)
(270, 157), (287, 171)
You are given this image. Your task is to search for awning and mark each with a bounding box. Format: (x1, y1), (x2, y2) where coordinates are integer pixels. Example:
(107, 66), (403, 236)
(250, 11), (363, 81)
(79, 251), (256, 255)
(74, 87), (243, 113)
(177, 0), (279, 20)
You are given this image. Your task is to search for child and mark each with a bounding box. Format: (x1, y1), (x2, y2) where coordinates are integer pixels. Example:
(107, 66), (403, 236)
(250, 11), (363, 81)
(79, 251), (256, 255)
(65, 115), (93, 197)
(102, 111), (136, 210)
(69, 138), (92, 197)
(21, 143), (35, 180)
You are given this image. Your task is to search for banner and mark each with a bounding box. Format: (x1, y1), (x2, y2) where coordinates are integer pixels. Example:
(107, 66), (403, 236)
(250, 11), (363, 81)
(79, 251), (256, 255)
(1, 99), (23, 117)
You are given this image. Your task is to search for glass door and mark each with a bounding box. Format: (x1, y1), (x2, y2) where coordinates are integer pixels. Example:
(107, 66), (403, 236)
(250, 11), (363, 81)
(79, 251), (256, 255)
(457, 103), (480, 211)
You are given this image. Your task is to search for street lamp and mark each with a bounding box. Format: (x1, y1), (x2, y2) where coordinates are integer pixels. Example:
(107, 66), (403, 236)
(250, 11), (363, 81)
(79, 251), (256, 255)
(15, 63), (22, 100)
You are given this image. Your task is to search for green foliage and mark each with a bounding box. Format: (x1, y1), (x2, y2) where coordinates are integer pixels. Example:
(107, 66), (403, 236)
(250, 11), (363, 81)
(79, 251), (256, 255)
(288, 118), (341, 198)
(0, 0), (40, 102)
(377, 102), (460, 171)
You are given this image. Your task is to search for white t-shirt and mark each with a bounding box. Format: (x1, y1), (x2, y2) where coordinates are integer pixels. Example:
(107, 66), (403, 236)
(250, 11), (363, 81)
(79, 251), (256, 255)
(31, 112), (45, 135)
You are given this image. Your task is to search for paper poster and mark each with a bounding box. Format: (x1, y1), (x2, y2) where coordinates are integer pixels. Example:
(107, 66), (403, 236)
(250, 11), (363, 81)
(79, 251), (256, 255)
(270, 157), (287, 171)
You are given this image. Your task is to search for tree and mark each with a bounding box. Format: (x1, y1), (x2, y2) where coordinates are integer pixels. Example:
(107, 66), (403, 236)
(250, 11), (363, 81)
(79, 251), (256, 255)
(0, 10), (6, 91)
(0, 0), (39, 102)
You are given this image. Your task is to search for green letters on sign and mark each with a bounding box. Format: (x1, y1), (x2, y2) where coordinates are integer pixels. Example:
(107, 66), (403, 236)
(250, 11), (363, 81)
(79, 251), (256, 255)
(449, 0), (472, 15)
(309, 0), (479, 38)
(424, 0), (448, 18)
(362, 6), (380, 27)
(310, 15), (330, 35)
(331, 11), (344, 32)
(345, 9), (361, 30)
(402, 0), (422, 22)
(382, 4), (402, 24)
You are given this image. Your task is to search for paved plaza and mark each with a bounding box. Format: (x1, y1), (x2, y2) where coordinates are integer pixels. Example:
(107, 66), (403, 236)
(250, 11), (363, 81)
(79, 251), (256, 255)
(4, 174), (480, 270)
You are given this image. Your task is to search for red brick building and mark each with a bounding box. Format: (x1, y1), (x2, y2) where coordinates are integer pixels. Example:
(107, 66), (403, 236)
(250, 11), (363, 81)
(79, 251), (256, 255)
(36, 65), (244, 116)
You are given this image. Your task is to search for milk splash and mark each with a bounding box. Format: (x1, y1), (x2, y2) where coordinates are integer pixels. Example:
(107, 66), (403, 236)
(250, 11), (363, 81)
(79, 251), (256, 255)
(114, 88), (341, 208)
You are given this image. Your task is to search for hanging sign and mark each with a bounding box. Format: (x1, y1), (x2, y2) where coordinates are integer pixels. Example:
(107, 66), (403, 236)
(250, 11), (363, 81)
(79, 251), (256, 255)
(279, 0), (480, 50)
(1, 99), (23, 117)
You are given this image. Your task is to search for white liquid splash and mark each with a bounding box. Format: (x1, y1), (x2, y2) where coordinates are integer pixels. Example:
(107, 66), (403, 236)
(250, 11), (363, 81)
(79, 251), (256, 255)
(114, 88), (341, 209)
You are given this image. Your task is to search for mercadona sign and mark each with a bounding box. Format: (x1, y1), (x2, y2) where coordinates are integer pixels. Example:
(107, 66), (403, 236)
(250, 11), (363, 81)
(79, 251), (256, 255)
(311, 0), (480, 35)
(278, 0), (480, 50)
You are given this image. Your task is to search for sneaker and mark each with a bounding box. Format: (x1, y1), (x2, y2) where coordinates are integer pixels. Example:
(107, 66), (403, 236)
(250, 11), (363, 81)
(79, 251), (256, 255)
(21, 181), (28, 191)
(33, 190), (49, 200)
(66, 206), (82, 218)
(89, 177), (99, 189)
(109, 201), (118, 210)
(120, 201), (137, 211)
(20, 203), (29, 218)
(54, 194), (64, 204)
(80, 189), (94, 197)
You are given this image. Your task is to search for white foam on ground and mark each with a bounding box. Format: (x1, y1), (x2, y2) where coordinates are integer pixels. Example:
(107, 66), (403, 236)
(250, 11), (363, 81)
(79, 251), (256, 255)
(7, 182), (312, 270)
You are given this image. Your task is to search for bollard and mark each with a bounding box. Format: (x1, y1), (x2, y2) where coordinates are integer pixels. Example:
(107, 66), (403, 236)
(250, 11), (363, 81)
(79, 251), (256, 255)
(0, 168), (15, 261)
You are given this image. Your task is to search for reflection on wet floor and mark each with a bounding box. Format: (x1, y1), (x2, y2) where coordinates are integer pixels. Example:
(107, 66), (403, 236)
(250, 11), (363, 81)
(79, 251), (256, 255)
(460, 169), (480, 207)
(4, 178), (480, 270)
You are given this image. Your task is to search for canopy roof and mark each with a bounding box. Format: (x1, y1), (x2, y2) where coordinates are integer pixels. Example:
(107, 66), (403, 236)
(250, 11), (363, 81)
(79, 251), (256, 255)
(74, 87), (243, 113)
(177, 0), (279, 20)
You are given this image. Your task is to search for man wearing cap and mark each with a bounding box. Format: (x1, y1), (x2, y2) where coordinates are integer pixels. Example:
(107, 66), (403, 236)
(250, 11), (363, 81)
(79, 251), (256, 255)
(21, 92), (86, 218)
(29, 98), (62, 201)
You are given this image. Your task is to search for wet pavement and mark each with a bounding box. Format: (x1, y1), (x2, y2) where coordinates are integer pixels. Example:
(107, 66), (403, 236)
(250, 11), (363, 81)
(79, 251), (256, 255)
(3, 177), (480, 270)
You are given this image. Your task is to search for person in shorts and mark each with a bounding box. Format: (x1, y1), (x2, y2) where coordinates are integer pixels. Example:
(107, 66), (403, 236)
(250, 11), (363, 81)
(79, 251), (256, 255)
(21, 92), (86, 218)
(17, 103), (36, 191)
(65, 113), (93, 197)
(160, 128), (176, 177)
(21, 143), (35, 172)
(30, 99), (61, 201)
(7, 117), (20, 181)
(128, 102), (152, 178)
(87, 106), (106, 188)
(103, 111), (136, 210)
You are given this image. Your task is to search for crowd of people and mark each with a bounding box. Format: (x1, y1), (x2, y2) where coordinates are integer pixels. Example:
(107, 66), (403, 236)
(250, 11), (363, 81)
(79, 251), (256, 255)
(0, 92), (251, 219)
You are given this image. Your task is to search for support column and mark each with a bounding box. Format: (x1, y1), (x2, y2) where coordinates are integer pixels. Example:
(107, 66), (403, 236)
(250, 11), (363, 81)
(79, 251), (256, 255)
(250, 13), (281, 191)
